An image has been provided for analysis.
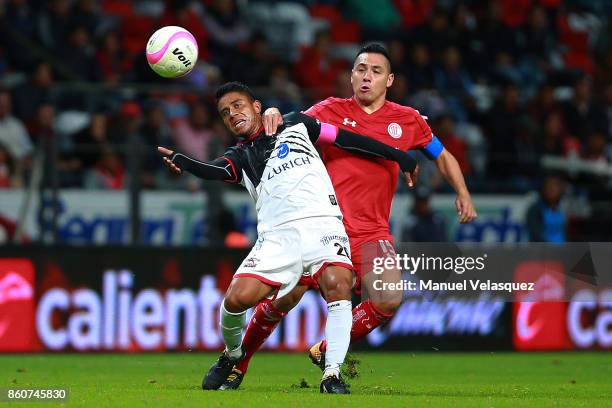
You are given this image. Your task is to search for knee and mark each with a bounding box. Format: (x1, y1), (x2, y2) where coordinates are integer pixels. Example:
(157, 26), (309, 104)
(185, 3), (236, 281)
(372, 295), (402, 315)
(224, 286), (254, 313)
(320, 267), (352, 302)
(224, 293), (249, 313)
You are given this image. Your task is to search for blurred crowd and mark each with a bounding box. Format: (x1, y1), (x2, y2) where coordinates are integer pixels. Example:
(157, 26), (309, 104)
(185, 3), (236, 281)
(0, 0), (610, 194)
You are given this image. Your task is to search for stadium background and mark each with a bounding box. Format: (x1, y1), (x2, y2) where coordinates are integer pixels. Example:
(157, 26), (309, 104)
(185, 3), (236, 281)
(0, 0), (611, 355)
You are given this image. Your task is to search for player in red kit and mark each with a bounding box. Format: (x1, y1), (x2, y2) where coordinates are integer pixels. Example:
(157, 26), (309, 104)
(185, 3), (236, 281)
(219, 43), (476, 390)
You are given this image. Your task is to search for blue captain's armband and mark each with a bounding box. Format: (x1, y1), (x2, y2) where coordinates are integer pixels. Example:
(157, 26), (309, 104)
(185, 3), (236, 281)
(421, 134), (444, 160)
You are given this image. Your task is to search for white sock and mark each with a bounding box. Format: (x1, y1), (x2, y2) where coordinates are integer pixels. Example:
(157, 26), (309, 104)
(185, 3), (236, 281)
(323, 300), (352, 379)
(220, 300), (246, 359)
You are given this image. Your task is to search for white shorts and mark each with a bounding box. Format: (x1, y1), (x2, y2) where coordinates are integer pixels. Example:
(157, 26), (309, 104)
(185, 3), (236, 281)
(234, 216), (353, 300)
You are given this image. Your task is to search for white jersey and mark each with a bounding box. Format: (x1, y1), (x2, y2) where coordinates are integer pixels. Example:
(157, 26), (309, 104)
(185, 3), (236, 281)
(224, 120), (342, 233)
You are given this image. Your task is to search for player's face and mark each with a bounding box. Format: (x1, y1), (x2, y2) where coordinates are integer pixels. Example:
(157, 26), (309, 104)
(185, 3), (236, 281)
(217, 92), (263, 137)
(351, 53), (394, 107)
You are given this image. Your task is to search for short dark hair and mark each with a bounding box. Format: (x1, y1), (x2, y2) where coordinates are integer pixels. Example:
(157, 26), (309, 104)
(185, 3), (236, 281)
(215, 81), (256, 104)
(354, 43), (392, 71)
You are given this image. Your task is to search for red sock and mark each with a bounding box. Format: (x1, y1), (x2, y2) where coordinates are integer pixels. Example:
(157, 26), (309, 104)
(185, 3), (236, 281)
(235, 300), (286, 374)
(320, 300), (392, 352)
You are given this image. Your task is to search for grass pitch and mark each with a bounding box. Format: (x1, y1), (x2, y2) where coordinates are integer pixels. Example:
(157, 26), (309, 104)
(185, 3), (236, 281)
(0, 352), (610, 407)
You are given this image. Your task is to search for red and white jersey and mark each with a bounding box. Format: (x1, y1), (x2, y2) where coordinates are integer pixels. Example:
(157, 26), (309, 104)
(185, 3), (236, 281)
(305, 97), (433, 245)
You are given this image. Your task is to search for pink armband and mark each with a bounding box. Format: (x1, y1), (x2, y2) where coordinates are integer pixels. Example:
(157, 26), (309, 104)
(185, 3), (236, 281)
(316, 122), (338, 146)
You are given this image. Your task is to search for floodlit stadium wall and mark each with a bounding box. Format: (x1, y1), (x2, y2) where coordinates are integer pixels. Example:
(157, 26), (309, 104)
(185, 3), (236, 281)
(0, 246), (610, 353)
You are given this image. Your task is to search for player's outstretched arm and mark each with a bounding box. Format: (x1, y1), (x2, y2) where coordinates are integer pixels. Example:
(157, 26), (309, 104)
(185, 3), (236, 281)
(157, 146), (240, 182)
(282, 112), (417, 174)
(433, 148), (477, 224)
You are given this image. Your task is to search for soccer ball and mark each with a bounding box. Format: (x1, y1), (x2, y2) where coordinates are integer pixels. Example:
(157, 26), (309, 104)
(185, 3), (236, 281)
(146, 26), (198, 78)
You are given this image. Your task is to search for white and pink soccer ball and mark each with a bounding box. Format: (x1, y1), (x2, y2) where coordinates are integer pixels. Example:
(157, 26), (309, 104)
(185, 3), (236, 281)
(146, 26), (198, 78)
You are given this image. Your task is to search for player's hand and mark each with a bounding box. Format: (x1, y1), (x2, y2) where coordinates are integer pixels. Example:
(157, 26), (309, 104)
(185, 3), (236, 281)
(263, 108), (283, 136)
(456, 193), (477, 224)
(158, 146), (182, 175)
(403, 163), (419, 189)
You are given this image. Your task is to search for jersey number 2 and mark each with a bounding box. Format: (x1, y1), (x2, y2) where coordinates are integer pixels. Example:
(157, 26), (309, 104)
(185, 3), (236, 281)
(334, 243), (349, 258)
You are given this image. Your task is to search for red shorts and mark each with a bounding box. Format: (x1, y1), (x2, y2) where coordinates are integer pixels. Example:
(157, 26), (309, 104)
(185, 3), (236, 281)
(298, 238), (396, 293)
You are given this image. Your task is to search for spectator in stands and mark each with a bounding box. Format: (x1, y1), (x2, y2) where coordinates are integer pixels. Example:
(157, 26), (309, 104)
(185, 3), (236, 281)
(583, 131), (610, 163)
(141, 102), (174, 188)
(5, 0), (35, 39)
(59, 25), (101, 81)
(71, 0), (102, 38)
(96, 31), (132, 84)
(12, 61), (54, 123)
(72, 111), (108, 170)
(159, 0), (208, 60)
(294, 30), (346, 102)
(434, 46), (474, 96)
(563, 77), (608, 142)
(36, 0), (71, 52)
(0, 142), (17, 188)
(202, 0), (250, 70)
(2, 0), (37, 70)
(116, 101), (143, 143)
(29, 103), (80, 188)
(402, 186), (447, 242)
(0, 90), (33, 168)
(406, 43), (434, 92)
(172, 100), (215, 162)
(452, 3), (478, 63)
(526, 174), (567, 243)
(267, 64), (303, 114)
(84, 145), (125, 190)
(538, 111), (581, 158)
(28, 103), (65, 188)
(433, 114), (471, 176)
(387, 73), (410, 106)
(387, 39), (409, 77)
(434, 46), (473, 121)
(486, 83), (525, 181)
(334, 71), (353, 99)
(521, 5), (556, 65)
(476, 2), (521, 81)
(417, 9), (457, 57)
(229, 32), (273, 87)
(27, 103), (55, 143)
(580, 131), (611, 190)
(528, 83), (561, 125)
(514, 116), (540, 183)
(394, 0), (435, 29)
(594, 49), (612, 101)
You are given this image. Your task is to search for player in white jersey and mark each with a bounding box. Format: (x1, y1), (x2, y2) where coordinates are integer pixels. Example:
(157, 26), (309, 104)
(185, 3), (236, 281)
(158, 82), (417, 394)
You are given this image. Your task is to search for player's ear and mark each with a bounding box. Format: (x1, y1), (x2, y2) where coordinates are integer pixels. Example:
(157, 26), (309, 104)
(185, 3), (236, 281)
(253, 99), (262, 115)
(386, 73), (394, 89)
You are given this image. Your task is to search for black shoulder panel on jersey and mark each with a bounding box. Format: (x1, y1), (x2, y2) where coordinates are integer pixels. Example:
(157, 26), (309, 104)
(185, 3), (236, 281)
(224, 135), (277, 188)
(281, 112), (321, 143)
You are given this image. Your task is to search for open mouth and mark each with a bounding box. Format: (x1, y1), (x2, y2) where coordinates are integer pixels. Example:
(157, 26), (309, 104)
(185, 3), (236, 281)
(360, 85), (371, 92)
(233, 119), (246, 129)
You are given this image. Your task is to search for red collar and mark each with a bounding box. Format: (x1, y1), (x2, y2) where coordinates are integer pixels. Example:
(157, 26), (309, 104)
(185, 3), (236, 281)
(238, 125), (264, 144)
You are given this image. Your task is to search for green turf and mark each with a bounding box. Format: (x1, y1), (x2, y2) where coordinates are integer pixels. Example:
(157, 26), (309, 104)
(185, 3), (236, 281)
(0, 352), (610, 407)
